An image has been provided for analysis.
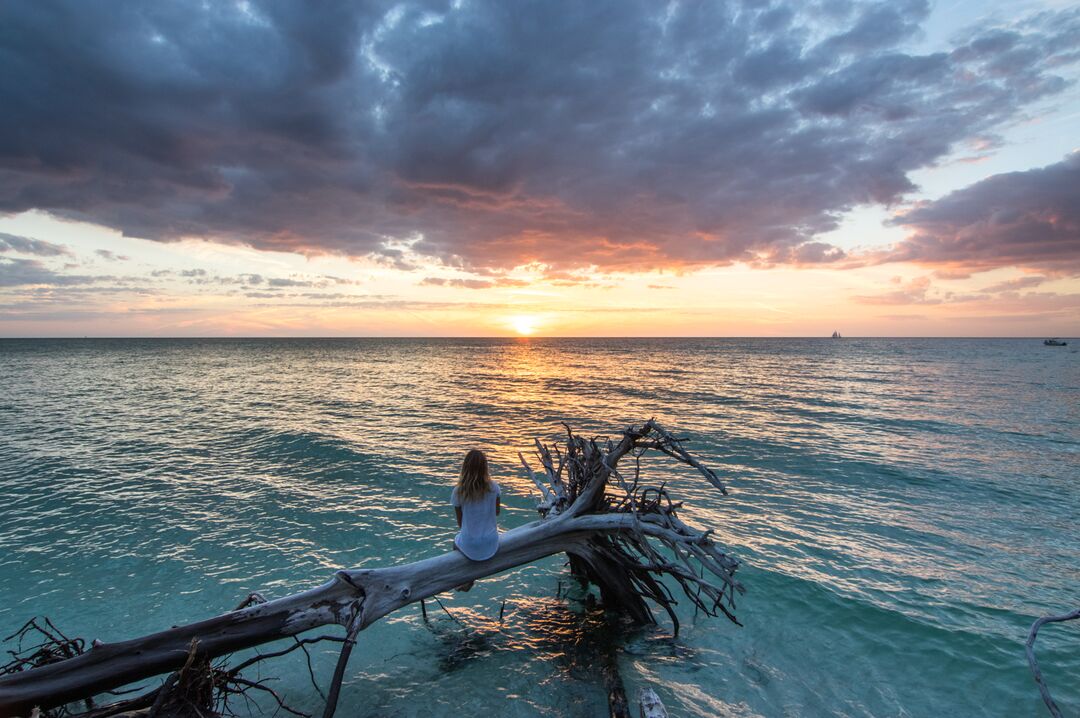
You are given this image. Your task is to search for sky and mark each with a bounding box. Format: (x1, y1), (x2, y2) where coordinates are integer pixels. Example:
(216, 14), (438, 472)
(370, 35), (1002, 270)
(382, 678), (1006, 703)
(0, 0), (1078, 337)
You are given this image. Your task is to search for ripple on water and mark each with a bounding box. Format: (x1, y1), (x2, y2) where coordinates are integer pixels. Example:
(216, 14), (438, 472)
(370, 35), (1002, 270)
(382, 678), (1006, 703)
(0, 337), (1077, 716)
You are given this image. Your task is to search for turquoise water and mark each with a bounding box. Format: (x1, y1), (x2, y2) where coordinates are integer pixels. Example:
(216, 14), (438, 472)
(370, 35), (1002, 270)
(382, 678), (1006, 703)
(0, 338), (1077, 716)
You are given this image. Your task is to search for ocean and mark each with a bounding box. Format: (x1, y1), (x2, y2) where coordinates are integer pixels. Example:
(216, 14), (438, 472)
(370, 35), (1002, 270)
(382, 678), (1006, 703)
(0, 338), (1077, 716)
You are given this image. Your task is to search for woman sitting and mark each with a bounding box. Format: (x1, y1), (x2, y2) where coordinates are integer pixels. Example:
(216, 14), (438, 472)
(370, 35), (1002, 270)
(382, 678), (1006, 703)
(451, 449), (501, 591)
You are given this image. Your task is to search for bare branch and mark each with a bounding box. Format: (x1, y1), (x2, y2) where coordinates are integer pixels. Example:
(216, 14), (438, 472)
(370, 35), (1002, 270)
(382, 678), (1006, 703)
(1026, 608), (1080, 718)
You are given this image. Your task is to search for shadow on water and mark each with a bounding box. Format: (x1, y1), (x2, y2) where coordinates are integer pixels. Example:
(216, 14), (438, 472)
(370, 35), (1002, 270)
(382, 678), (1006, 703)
(419, 580), (661, 712)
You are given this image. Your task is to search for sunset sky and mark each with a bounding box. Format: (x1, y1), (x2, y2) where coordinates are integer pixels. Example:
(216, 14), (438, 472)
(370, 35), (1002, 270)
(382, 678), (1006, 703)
(1, 0), (1078, 337)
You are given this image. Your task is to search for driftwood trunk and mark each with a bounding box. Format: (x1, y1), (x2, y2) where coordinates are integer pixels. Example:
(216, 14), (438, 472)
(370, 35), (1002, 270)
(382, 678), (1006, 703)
(0, 420), (744, 717)
(638, 688), (669, 718)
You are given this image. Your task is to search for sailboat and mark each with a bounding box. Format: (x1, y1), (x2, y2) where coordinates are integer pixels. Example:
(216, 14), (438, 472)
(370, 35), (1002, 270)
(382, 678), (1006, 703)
(831, 331), (841, 339)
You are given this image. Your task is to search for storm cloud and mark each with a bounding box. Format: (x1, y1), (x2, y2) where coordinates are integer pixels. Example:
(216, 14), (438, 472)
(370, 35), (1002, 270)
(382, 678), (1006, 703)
(886, 153), (1080, 274)
(1, 1), (1078, 273)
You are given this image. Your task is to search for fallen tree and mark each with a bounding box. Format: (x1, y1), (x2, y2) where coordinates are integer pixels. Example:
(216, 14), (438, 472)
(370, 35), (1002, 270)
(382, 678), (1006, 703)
(0, 419), (744, 718)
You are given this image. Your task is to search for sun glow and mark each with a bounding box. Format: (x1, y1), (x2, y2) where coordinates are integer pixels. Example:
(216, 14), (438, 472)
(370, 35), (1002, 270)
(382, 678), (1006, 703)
(507, 314), (542, 336)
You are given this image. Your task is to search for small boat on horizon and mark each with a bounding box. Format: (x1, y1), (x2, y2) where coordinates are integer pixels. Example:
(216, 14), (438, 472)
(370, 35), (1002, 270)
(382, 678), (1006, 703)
(831, 331), (841, 339)
(1044, 338), (1068, 346)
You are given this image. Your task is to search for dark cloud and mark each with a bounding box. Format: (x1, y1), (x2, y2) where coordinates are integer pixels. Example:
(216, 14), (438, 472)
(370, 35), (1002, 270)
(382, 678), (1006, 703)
(210, 273), (264, 286)
(267, 277), (315, 288)
(0, 231), (70, 256)
(95, 249), (129, 261)
(759, 241), (847, 266)
(320, 275), (361, 285)
(0, 257), (96, 286)
(885, 153), (1080, 274)
(0, 1), (1077, 273)
(420, 276), (528, 289)
(981, 275), (1047, 293)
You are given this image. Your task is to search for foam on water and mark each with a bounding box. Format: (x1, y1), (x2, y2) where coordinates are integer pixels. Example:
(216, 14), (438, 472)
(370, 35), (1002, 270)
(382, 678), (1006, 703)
(0, 338), (1077, 716)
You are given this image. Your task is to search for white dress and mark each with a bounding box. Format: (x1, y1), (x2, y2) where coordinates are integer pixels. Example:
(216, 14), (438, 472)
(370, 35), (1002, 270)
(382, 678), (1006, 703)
(451, 482), (501, 561)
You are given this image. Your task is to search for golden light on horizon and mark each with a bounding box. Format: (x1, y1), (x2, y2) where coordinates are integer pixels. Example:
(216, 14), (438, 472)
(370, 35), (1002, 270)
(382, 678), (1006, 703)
(507, 314), (542, 336)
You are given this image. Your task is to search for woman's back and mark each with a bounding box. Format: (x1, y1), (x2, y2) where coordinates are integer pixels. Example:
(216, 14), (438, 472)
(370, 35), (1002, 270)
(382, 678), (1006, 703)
(451, 482), (500, 561)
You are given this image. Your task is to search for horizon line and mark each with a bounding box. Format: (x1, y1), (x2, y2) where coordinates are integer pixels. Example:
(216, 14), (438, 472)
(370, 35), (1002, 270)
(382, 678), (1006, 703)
(0, 335), (1072, 341)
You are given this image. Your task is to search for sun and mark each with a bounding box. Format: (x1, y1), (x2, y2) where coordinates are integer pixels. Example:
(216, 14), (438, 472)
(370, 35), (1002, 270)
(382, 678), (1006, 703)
(507, 314), (541, 336)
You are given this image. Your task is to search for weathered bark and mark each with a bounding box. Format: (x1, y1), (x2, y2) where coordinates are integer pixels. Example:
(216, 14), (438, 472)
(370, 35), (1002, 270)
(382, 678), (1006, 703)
(0, 420), (743, 717)
(638, 688), (668, 718)
(1026, 608), (1080, 718)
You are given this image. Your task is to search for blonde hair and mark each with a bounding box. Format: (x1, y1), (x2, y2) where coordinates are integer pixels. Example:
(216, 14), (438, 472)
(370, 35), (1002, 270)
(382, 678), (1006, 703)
(457, 449), (493, 502)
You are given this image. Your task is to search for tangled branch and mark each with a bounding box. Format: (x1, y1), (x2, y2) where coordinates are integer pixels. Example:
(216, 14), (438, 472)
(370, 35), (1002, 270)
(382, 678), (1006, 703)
(520, 418), (742, 631)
